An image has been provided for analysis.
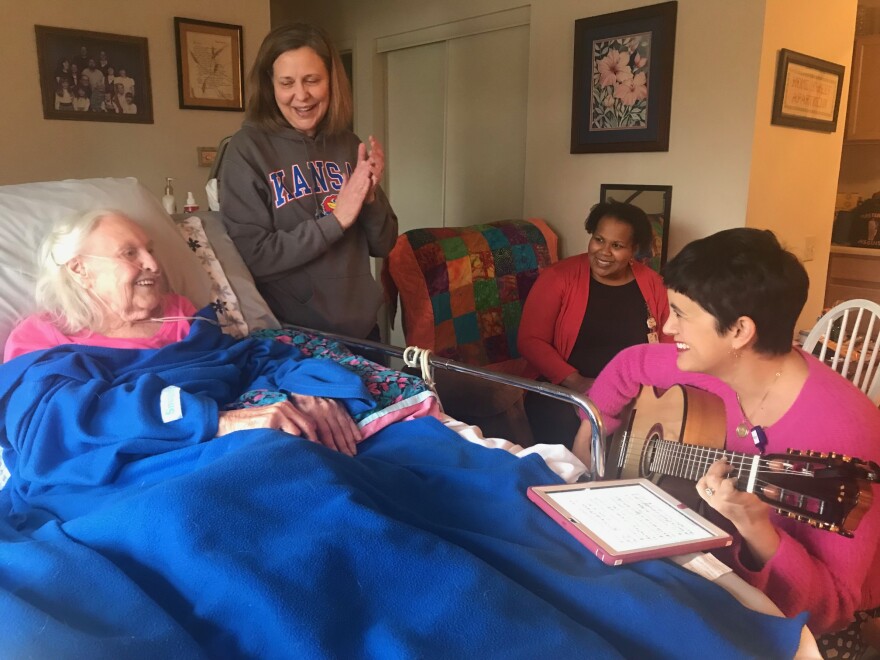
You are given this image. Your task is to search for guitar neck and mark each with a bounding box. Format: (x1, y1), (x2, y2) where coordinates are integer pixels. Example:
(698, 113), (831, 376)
(650, 441), (757, 486)
(619, 384), (875, 536)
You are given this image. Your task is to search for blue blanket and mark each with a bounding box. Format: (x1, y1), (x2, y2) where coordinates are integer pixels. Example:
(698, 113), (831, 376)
(0, 321), (806, 658)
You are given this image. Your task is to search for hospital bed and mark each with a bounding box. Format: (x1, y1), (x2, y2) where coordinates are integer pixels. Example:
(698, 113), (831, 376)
(0, 177), (818, 658)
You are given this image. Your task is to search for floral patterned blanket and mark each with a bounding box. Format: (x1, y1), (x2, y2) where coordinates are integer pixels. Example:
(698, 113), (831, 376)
(236, 328), (441, 436)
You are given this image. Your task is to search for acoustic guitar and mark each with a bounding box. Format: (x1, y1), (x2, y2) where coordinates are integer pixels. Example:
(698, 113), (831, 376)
(607, 385), (879, 537)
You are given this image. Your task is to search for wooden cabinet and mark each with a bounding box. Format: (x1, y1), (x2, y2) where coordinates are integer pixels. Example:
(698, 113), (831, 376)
(845, 35), (880, 142)
(825, 246), (880, 307)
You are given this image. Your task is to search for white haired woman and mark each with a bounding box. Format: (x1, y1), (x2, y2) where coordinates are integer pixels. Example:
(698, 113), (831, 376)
(3, 209), (360, 453)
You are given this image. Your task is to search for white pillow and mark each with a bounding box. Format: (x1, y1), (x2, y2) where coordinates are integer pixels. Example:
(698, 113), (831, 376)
(0, 177), (213, 354)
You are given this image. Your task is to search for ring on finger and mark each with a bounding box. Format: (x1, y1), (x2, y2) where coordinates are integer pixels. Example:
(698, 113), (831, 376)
(704, 487), (715, 497)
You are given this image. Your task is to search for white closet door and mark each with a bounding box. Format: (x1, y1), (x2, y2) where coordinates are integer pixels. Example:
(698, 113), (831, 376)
(385, 24), (529, 232)
(386, 42), (447, 235)
(384, 23), (529, 347)
(444, 25), (529, 227)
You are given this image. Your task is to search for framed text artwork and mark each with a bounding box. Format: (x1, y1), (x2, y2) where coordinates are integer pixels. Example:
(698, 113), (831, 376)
(771, 49), (844, 133)
(599, 183), (672, 272)
(174, 17), (244, 111)
(34, 25), (153, 124)
(571, 1), (677, 154)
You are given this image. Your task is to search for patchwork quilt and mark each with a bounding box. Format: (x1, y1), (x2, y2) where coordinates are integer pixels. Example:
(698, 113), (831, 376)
(384, 218), (558, 374)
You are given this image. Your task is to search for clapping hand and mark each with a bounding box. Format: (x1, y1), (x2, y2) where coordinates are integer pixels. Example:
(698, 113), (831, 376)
(363, 136), (385, 203)
(331, 136), (386, 229)
(333, 156), (373, 229)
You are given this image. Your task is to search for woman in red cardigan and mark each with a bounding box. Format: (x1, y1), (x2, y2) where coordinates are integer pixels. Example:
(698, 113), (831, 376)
(517, 201), (669, 446)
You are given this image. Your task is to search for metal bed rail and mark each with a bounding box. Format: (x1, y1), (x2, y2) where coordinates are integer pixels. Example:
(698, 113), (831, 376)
(289, 326), (606, 480)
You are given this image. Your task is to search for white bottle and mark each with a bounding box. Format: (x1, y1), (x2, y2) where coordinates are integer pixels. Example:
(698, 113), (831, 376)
(162, 177), (177, 214)
(184, 191), (199, 214)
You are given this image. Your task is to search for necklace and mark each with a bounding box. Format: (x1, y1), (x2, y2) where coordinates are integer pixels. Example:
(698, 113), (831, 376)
(735, 367), (783, 438)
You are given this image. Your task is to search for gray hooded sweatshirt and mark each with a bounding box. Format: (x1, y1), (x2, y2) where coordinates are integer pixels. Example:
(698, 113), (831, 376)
(220, 121), (398, 338)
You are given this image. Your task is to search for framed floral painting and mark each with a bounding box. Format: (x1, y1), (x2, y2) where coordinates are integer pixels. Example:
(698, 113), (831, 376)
(571, 2), (677, 154)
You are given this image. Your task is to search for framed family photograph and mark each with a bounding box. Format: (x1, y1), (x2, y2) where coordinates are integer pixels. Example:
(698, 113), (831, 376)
(571, 1), (677, 154)
(174, 17), (244, 111)
(34, 25), (153, 124)
(600, 183), (672, 272)
(771, 48), (845, 133)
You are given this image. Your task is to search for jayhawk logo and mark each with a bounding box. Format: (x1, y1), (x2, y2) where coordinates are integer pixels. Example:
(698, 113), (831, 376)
(322, 194), (338, 215)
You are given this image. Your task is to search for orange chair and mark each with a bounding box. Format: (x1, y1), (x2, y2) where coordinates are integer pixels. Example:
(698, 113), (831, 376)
(383, 218), (558, 443)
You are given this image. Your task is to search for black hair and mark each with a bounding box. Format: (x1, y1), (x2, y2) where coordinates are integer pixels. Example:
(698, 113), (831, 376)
(584, 201), (653, 254)
(661, 228), (808, 355)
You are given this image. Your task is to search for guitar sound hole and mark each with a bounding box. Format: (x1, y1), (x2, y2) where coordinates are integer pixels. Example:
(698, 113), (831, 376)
(639, 425), (664, 478)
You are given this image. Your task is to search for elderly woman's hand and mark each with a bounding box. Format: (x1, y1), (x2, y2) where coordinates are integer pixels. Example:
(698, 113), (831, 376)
(217, 396), (362, 456)
(289, 393), (362, 456)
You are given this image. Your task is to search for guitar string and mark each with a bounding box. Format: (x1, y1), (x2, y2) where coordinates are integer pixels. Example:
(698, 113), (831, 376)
(621, 435), (854, 473)
(621, 451), (823, 504)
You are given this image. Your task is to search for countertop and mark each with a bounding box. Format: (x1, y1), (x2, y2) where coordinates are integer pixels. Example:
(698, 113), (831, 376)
(830, 244), (880, 256)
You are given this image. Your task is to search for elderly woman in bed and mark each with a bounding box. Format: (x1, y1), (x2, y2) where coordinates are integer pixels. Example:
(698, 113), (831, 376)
(3, 209), (361, 454)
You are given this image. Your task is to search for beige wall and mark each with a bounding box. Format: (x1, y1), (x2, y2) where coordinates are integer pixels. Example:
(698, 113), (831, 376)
(2, 1), (852, 329)
(274, 0), (855, 330)
(0, 0), (270, 205)
(745, 0), (857, 330)
(521, 0), (765, 257)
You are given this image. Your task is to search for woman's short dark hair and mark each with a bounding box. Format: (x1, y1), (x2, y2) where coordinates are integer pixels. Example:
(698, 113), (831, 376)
(584, 201), (654, 254)
(662, 228), (808, 355)
(246, 23), (352, 135)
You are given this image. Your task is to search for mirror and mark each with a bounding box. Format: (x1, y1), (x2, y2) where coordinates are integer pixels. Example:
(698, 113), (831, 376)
(599, 184), (672, 272)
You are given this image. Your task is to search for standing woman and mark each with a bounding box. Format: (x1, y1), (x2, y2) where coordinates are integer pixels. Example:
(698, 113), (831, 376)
(517, 201), (669, 446)
(220, 23), (398, 340)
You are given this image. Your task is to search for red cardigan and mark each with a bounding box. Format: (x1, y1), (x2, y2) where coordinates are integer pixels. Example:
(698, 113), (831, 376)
(517, 255), (670, 383)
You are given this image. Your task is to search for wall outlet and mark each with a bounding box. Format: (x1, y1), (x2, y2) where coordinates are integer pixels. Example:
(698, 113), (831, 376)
(803, 235), (816, 262)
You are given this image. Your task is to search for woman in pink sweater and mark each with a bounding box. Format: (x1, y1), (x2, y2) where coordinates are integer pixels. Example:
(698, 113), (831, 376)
(582, 228), (880, 653)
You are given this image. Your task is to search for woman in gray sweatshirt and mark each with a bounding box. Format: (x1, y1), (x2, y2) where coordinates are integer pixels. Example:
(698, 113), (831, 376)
(220, 23), (398, 340)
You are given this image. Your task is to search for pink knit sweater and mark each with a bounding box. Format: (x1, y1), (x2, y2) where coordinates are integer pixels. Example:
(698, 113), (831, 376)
(587, 342), (880, 635)
(3, 294), (197, 362)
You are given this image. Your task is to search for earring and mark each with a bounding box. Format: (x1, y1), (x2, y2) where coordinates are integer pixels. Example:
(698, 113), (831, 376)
(729, 346), (741, 359)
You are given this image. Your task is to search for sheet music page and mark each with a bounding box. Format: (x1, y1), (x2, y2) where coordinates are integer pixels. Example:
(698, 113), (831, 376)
(549, 484), (714, 552)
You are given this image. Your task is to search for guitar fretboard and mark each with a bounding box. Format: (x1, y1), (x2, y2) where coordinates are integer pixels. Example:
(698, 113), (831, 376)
(647, 441), (758, 485)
